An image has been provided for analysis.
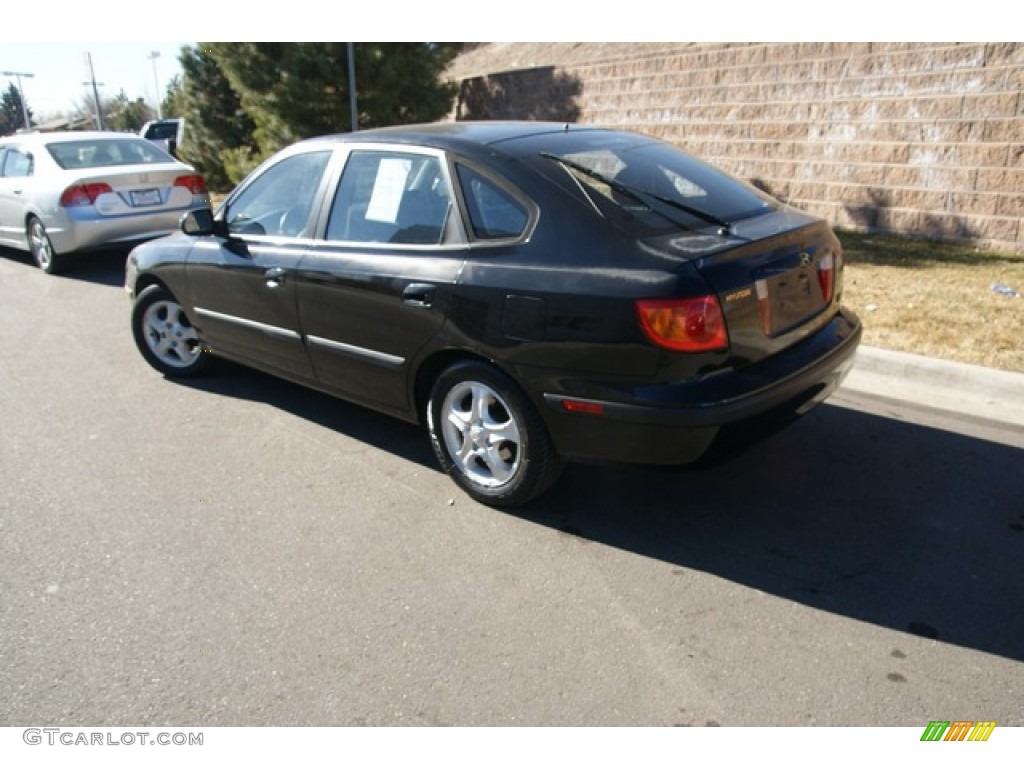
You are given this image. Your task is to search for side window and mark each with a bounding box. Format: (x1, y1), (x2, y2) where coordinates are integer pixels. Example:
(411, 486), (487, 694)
(456, 164), (528, 240)
(2, 149), (33, 178)
(326, 150), (451, 245)
(225, 150), (331, 238)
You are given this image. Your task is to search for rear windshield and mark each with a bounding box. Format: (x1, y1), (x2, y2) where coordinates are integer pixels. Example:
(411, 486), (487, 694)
(46, 138), (175, 170)
(534, 134), (778, 235)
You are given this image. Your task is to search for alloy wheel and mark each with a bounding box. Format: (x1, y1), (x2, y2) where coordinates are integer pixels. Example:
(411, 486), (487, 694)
(141, 299), (202, 369)
(441, 380), (523, 489)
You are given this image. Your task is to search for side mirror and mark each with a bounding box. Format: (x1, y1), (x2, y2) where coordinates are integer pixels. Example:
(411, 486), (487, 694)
(181, 208), (225, 237)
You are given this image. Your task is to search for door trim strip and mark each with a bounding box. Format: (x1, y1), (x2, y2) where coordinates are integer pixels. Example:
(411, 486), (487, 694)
(194, 307), (302, 341)
(306, 334), (405, 369)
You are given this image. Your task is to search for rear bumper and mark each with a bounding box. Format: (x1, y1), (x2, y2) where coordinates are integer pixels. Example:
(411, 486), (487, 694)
(45, 204), (201, 256)
(539, 308), (862, 464)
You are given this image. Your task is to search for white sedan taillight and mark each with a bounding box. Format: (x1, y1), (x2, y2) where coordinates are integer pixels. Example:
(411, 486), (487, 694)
(59, 183), (113, 207)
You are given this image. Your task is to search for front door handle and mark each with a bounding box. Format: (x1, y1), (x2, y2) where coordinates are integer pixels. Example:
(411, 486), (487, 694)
(402, 283), (436, 307)
(265, 267), (286, 288)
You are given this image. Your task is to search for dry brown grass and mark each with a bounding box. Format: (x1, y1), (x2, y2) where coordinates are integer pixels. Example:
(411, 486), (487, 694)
(839, 231), (1024, 373)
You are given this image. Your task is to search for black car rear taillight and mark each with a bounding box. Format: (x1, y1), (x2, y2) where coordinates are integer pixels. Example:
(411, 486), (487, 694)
(817, 253), (835, 304)
(635, 296), (729, 352)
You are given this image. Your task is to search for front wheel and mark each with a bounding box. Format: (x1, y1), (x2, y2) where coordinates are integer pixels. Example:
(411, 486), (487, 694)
(427, 361), (563, 507)
(131, 285), (211, 377)
(28, 217), (62, 274)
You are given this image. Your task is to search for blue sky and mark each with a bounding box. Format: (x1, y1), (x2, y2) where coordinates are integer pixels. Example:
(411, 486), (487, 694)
(1, 43), (189, 119)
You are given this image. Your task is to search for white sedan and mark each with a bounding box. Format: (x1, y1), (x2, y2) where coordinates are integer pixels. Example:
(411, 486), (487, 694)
(0, 131), (209, 273)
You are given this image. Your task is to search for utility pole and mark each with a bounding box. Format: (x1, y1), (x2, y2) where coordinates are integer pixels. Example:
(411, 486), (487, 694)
(147, 51), (162, 119)
(347, 42), (358, 132)
(83, 52), (105, 131)
(2, 70), (34, 131)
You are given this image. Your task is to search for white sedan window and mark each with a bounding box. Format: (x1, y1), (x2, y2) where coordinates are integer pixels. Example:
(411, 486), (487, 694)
(1, 149), (33, 178)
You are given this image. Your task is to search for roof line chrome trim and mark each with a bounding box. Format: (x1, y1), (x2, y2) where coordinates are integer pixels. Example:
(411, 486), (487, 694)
(306, 334), (405, 369)
(194, 307), (301, 341)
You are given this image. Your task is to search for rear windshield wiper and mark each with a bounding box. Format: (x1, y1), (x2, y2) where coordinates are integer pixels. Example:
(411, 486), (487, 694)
(541, 152), (733, 236)
(625, 187), (734, 236)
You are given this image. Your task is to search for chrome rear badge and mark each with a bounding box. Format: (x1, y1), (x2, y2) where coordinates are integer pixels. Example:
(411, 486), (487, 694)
(725, 287), (753, 303)
(799, 251), (812, 266)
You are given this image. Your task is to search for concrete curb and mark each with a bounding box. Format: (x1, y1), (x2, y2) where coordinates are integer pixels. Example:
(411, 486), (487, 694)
(839, 345), (1024, 429)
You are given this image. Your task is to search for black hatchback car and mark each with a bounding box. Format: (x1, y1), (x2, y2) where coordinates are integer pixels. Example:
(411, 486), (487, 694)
(126, 122), (861, 506)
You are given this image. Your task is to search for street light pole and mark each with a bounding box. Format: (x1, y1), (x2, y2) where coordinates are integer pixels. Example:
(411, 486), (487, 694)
(347, 42), (358, 132)
(2, 70), (35, 131)
(147, 51), (162, 119)
(83, 52), (105, 130)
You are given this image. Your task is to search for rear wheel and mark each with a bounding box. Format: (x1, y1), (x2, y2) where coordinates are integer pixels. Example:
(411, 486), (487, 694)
(131, 285), (211, 377)
(27, 217), (62, 274)
(427, 361), (563, 507)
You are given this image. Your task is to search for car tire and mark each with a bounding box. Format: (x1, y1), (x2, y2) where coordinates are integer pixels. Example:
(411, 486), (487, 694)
(428, 361), (563, 507)
(131, 285), (211, 377)
(27, 217), (63, 274)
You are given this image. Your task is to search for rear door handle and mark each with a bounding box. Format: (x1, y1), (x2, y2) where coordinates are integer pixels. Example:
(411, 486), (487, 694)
(264, 267), (286, 288)
(402, 283), (436, 307)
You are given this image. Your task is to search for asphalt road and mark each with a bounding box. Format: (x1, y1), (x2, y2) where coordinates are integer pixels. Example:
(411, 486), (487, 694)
(1, 247), (1022, 726)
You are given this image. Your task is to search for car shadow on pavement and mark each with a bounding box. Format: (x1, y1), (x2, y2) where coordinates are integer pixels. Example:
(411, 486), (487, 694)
(0, 245), (130, 287)
(173, 362), (1024, 663)
(517, 403), (1024, 663)
(175, 361), (438, 470)
(58, 247), (132, 287)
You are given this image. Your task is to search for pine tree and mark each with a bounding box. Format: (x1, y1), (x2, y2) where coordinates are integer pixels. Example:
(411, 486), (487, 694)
(165, 46), (256, 191)
(208, 43), (460, 167)
(1, 83), (33, 135)
(166, 43), (461, 190)
(106, 90), (154, 133)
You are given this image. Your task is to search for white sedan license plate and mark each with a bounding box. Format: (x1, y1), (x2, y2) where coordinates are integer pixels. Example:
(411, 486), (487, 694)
(130, 188), (161, 207)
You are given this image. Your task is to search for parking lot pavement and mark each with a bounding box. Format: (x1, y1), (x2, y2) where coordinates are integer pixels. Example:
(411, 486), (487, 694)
(1, 249), (1022, 726)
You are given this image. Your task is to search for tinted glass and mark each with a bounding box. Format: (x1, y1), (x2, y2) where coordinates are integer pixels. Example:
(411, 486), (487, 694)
(456, 164), (528, 240)
(326, 150), (451, 245)
(144, 121), (180, 140)
(46, 138), (175, 169)
(226, 150), (331, 238)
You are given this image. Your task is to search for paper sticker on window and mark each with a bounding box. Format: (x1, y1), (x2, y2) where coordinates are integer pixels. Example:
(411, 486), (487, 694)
(365, 158), (412, 223)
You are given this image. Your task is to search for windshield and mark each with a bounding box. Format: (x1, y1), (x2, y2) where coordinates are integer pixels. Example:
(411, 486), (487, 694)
(539, 136), (778, 236)
(143, 121), (180, 141)
(46, 138), (176, 170)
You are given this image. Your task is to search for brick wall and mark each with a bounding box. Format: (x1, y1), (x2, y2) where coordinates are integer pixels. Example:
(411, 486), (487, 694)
(449, 43), (1023, 253)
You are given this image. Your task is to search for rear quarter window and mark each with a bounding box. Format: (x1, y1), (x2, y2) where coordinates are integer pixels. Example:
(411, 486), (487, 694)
(456, 164), (529, 240)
